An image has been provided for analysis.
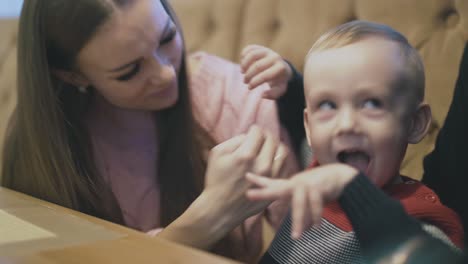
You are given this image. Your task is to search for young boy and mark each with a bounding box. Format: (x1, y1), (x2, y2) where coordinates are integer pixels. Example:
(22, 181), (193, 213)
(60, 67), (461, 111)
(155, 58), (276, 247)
(246, 20), (464, 263)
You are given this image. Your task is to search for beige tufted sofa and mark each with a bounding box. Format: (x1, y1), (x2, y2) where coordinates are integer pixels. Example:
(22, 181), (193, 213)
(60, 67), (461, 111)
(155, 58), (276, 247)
(1, 1), (468, 180)
(170, 0), (468, 179)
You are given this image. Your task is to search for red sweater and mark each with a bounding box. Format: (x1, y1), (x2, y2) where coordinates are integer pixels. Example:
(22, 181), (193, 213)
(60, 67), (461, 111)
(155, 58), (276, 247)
(306, 160), (464, 248)
(324, 176), (464, 248)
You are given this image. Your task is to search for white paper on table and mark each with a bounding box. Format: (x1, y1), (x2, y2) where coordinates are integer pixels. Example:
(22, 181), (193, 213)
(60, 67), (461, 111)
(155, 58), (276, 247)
(0, 209), (56, 246)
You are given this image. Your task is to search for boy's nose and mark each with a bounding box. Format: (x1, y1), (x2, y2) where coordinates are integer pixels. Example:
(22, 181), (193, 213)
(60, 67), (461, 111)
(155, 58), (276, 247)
(335, 108), (360, 135)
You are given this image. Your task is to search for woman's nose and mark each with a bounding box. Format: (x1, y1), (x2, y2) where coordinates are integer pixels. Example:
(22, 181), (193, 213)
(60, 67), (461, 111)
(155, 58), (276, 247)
(147, 54), (176, 85)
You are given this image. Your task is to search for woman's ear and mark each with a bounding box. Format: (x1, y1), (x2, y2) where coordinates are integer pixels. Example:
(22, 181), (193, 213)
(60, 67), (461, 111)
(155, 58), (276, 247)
(52, 69), (89, 87)
(407, 103), (432, 144)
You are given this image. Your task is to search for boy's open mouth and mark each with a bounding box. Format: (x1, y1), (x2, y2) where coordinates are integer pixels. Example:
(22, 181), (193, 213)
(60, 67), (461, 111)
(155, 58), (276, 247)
(337, 150), (370, 173)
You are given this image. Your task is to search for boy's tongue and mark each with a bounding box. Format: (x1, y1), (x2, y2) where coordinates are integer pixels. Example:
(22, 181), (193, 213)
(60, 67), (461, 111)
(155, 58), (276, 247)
(340, 152), (369, 173)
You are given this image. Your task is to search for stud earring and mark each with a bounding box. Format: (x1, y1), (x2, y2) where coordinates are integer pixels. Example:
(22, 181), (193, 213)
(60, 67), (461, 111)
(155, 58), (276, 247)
(78, 85), (88, 94)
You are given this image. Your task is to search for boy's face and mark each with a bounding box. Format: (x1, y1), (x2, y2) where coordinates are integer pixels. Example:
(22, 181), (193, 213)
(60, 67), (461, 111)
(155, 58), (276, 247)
(304, 38), (415, 187)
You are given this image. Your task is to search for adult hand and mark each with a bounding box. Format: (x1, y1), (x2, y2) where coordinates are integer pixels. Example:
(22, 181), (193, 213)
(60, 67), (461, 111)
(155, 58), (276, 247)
(204, 125), (290, 228)
(156, 126), (290, 250)
(240, 45), (293, 100)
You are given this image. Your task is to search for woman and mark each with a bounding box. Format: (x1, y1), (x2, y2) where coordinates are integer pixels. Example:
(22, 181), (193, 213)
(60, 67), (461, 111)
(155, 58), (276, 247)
(1, 0), (300, 262)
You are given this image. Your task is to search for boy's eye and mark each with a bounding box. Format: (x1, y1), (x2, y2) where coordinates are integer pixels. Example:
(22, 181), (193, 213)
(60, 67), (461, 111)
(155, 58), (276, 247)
(116, 63), (141, 82)
(318, 100), (336, 110)
(363, 98), (382, 109)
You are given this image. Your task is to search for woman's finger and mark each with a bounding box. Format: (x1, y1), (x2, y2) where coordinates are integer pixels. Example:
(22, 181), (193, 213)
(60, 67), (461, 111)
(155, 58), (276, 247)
(211, 134), (246, 154)
(271, 143), (289, 179)
(235, 126), (265, 162)
(252, 132), (278, 177)
(245, 172), (274, 187)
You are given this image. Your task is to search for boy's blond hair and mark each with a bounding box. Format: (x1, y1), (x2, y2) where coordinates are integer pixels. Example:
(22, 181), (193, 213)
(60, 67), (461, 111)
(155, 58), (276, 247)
(306, 20), (425, 109)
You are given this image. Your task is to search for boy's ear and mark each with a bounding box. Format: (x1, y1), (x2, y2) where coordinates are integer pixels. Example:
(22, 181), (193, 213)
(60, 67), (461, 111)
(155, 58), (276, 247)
(407, 103), (432, 144)
(304, 108), (312, 146)
(52, 69), (89, 87)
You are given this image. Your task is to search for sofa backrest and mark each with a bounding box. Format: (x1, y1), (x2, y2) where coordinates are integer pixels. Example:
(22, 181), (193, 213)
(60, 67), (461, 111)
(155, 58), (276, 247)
(0, 1), (467, 179)
(171, 0), (468, 178)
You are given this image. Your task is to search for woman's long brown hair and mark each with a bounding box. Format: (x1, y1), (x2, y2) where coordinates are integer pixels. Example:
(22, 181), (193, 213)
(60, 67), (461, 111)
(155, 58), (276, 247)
(1, 0), (210, 228)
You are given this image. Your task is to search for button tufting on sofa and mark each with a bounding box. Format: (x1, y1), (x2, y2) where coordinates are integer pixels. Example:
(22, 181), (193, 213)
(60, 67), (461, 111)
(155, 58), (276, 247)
(444, 10), (460, 28)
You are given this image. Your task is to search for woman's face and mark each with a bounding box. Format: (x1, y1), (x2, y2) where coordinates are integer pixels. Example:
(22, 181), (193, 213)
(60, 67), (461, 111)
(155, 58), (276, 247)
(76, 0), (183, 111)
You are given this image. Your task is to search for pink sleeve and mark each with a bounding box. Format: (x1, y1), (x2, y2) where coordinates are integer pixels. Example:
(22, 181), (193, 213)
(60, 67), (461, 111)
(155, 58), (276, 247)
(189, 52), (280, 143)
(189, 52), (297, 234)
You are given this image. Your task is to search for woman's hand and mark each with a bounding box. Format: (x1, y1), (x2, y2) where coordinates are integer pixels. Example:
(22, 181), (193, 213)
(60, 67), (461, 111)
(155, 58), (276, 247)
(246, 163), (358, 239)
(240, 45), (293, 100)
(203, 125), (290, 227)
(146, 228), (164, 237)
(157, 126), (289, 250)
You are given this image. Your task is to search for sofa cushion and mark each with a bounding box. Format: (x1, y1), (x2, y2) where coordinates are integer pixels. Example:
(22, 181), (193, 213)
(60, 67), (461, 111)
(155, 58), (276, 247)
(170, 0), (247, 61)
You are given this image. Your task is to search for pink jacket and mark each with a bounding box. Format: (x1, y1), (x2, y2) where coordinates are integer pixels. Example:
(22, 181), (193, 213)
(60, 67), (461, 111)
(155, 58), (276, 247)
(190, 52), (280, 142)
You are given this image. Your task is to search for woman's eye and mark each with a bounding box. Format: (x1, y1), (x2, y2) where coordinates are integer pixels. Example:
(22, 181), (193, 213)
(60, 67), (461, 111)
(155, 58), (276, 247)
(318, 100), (336, 110)
(116, 63), (141, 82)
(160, 29), (176, 46)
(363, 98), (382, 109)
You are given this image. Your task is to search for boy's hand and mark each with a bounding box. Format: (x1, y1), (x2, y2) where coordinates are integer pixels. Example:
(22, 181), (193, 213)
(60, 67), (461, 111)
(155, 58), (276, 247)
(246, 163), (358, 239)
(240, 45), (293, 100)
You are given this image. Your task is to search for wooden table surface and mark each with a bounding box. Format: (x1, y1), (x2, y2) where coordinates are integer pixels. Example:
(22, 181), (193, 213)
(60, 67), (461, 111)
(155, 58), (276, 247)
(0, 187), (240, 264)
